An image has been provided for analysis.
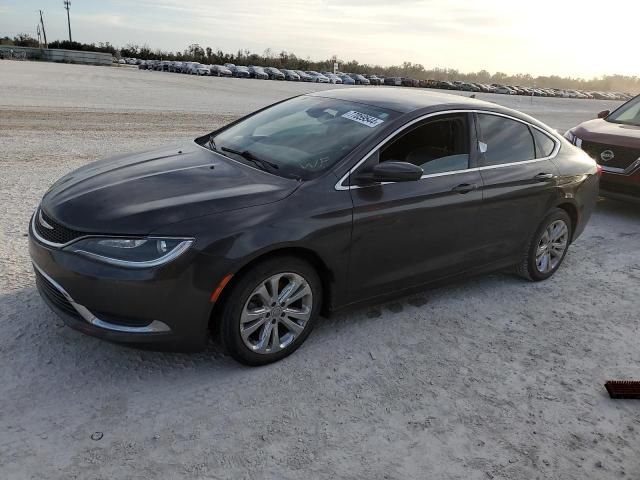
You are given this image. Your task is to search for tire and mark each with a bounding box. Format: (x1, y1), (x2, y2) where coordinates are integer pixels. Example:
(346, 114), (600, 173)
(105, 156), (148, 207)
(219, 256), (323, 366)
(516, 208), (572, 281)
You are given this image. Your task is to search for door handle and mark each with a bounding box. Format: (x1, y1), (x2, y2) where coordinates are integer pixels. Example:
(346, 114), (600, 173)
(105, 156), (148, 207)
(451, 183), (478, 194)
(534, 172), (555, 181)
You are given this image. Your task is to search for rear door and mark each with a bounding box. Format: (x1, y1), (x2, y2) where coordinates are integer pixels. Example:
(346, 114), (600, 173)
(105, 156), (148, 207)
(475, 112), (560, 261)
(346, 112), (487, 303)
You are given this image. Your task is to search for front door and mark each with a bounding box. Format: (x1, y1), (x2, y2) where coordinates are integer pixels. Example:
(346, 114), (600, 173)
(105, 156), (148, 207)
(346, 112), (487, 303)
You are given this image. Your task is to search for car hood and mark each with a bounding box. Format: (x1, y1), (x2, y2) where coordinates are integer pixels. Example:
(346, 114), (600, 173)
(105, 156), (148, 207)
(41, 143), (299, 235)
(574, 119), (640, 149)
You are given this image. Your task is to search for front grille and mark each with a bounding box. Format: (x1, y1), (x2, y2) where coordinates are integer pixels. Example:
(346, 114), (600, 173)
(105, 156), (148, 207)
(34, 269), (81, 319)
(34, 209), (85, 245)
(581, 140), (640, 171)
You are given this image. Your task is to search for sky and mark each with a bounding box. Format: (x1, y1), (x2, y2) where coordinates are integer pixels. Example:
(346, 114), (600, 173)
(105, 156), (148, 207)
(1, 0), (638, 78)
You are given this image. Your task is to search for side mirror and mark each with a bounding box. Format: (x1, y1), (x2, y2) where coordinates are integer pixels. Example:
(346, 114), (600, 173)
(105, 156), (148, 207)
(597, 110), (610, 119)
(356, 161), (423, 184)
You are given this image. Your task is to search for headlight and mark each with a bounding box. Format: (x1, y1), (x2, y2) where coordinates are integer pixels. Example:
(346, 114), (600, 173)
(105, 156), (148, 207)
(563, 130), (576, 143)
(65, 237), (193, 268)
(563, 129), (582, 147)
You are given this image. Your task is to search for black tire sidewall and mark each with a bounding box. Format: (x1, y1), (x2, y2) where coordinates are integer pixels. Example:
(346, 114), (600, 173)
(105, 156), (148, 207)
(527, 209), (573, 281)
(220, 257), (322, 366)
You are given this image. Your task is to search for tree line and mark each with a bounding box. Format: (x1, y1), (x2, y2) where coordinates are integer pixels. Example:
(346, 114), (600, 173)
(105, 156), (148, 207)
(2, 34), (639, 93)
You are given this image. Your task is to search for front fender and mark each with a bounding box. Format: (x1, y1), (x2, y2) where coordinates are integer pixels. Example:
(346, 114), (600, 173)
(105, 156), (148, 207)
(151, 179), (354, 308)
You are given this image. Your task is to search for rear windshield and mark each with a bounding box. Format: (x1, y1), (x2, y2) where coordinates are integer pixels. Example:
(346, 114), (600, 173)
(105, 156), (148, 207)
(207, 96), (399, 180)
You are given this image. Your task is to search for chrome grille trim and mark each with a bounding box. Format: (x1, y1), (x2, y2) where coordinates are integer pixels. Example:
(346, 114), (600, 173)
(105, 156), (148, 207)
(31, 209), (89, 248)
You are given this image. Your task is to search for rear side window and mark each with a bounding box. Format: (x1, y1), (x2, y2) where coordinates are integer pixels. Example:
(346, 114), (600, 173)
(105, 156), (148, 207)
(531, 128), (556, 158)
(478, 114), (535, 166)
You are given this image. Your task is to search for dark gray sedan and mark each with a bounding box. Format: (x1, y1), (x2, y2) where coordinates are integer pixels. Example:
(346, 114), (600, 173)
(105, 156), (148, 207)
(30, 89), (599, 365)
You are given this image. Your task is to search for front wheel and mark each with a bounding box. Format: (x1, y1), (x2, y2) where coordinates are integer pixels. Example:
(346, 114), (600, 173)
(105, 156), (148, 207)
(219, 256), (322, 365)
(517, 208), (572, 281)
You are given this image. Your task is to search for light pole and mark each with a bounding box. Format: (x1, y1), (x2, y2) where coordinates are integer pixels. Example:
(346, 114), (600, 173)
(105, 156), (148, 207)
(64, 0), (72, 42)
(39, 10), (48, 48)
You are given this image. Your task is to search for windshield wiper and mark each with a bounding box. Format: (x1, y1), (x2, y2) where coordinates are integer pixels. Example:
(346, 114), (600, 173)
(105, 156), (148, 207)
(220, 146), (279, 172)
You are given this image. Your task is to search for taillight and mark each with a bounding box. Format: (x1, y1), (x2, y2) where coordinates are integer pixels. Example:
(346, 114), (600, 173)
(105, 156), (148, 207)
(596, 164), (603, 177)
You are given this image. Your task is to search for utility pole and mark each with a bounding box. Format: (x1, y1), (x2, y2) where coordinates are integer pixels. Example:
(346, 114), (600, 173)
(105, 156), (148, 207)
(39, 10), (48, 48)
(64, 0), (72, 42)
(37, 24), (42, 48)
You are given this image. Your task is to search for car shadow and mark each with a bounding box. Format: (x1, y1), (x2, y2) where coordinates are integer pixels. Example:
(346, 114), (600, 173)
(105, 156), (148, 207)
(2, 196), (635, 390)
(1, 287), (240, 378)
(595, 197), (640, 220)
(2, 270), (520, 380)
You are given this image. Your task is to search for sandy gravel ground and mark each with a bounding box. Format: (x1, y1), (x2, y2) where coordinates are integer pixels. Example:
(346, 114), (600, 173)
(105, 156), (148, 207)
(1, 61), (639, 480)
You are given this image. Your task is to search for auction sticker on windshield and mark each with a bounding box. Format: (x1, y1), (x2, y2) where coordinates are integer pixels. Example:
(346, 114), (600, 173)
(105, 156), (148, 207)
(341, 110), (385, 128)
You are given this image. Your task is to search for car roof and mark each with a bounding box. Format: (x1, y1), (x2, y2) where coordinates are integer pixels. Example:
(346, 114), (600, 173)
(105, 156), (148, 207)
(305, 87), (557, 134)
(307, 87), (499, 114)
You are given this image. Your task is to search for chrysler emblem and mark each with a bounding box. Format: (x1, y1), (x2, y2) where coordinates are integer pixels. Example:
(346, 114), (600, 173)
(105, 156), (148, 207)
(38, 209), (54, 230)
(600, 150), (615, 162)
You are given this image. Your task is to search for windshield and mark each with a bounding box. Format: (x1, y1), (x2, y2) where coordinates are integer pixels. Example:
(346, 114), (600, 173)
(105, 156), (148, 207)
(607, 95), (640, 126)
(208, 95), (399, 179)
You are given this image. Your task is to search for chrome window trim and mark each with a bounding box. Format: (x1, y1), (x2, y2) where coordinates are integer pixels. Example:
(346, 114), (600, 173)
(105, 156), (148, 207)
(33, 262), (171, 333)
(334, 109), (560, 191)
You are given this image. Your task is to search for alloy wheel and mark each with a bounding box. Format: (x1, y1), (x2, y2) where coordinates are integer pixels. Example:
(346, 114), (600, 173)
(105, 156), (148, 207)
(535, 220), (569, 273)
(240, 273), (313, 354)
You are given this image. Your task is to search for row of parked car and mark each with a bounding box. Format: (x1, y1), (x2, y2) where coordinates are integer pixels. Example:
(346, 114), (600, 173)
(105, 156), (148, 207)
(136, 59), (377, 85)
(430, 80), (632, 101)
(125, 57), (633, 101)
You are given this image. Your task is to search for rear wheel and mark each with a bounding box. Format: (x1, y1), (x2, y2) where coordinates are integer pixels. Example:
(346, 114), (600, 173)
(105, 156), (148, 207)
(219, 256), (322, 366)
(517, 208), (572, 281)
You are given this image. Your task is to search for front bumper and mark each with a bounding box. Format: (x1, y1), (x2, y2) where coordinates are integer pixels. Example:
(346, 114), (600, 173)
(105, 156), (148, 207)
(29, 219), (214, 351)
(34, 263), (172, 340)
(600, 169), (640, 203)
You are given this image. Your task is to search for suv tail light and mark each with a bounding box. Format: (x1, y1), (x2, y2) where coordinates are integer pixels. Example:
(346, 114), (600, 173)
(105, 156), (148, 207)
(596, 164), (603, 177)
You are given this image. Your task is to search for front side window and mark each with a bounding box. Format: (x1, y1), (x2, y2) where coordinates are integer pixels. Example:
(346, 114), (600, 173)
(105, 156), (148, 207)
(477, 114), (535, 166)
(379, 113), (470, 175)
(209, 96), (399, 179)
